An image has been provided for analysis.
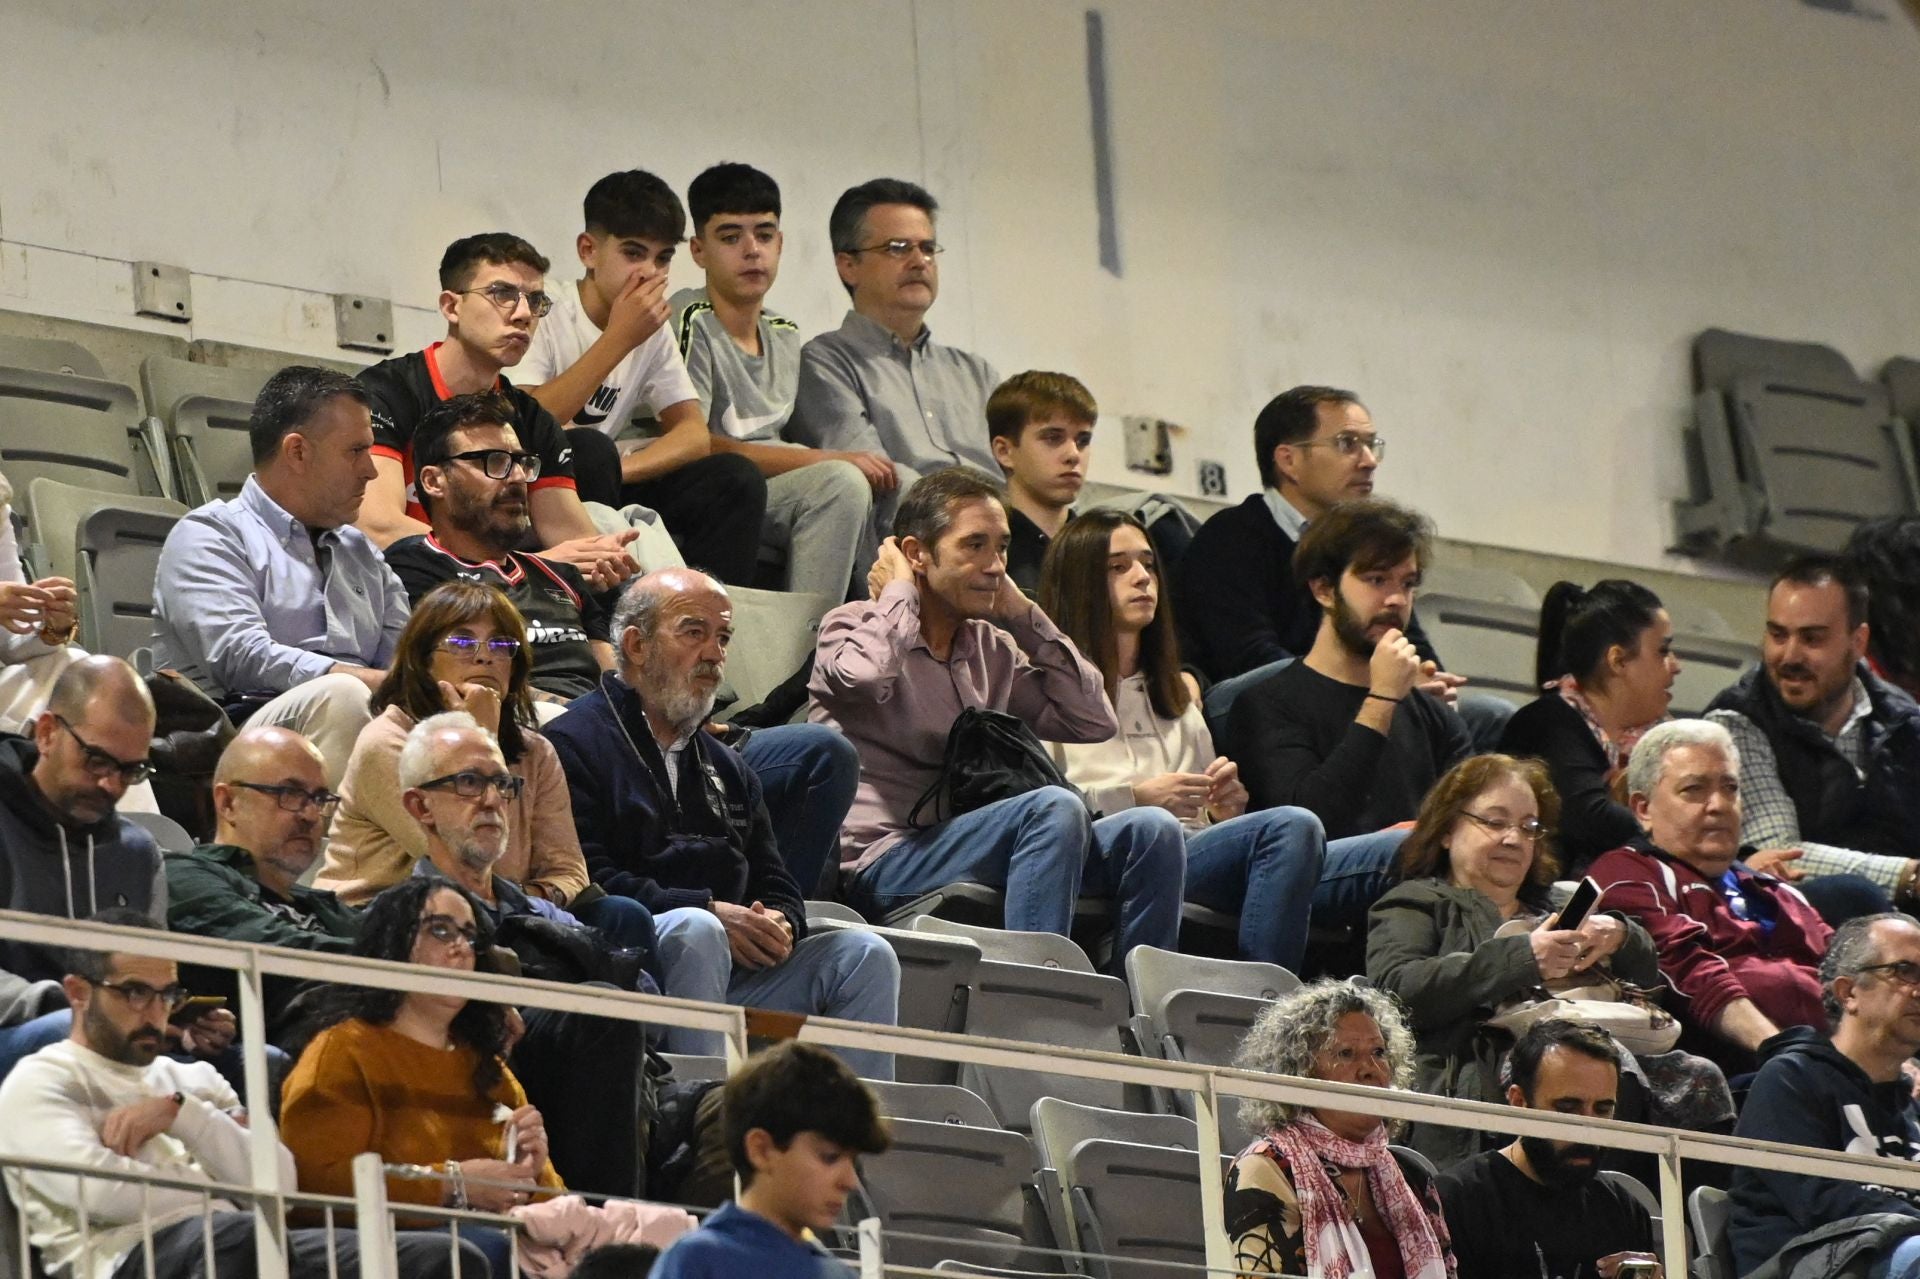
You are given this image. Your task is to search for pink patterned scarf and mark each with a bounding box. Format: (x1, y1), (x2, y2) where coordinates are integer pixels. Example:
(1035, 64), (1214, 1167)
(1262, 1116), (1454, 1279)
(1551, 675), (1659, 776)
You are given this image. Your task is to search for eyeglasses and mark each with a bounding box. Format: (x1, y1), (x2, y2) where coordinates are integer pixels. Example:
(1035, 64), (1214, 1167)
(92, 979), (191, 1014)
(1857, 961), (1920, 990)
(417, 913), (480, 950)
(846, 239), (944, 260)
(417, 770), (525, 801)
(1460, 811), (1549, 843)
(1292, 431), (1386, 460)
(436, 634), (523, 660)
(54, 717), (155, 785)
(459, 283), (555, 318)
(447, 449), (542, 481)
(230, 781), (342, 815)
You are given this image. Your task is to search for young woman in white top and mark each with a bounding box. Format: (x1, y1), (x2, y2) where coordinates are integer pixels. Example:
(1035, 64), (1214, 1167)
(1038, 509), (1347, 968)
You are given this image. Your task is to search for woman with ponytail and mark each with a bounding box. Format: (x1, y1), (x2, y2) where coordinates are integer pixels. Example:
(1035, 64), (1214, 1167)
(1497, 580), (1679, 872)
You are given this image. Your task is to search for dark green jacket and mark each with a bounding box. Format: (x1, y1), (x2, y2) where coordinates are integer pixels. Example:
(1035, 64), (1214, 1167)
(1365, 876), (1659, 1169)
(165, 844), (361, 952)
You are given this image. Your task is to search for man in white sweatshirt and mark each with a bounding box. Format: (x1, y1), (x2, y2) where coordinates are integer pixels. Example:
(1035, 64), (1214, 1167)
(0, 910), (486, 1279)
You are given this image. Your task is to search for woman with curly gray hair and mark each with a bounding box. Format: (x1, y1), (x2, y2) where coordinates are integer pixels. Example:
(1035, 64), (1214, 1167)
(1225, 979), (1456, 1279)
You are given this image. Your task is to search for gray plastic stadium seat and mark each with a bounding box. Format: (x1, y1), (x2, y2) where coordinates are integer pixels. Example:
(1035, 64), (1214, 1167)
(865, 1079), (1000, 1128)
(856, 1117), (1046, 1272)
(24, 479), (185, 658)
(658, 1053), (729, 1082)
(931, 1265), (1064, 1277)
(808, 918), (981, 1085)
(124, 811), (196, 856)
(913, 917), (1093, 973)
(1412, 591), (1540, 699)
(1688, 1185), (1732, 1279)
(1597, 1169), (1664, 1266)
(1668, 630), (1756, 717)
(715, 585), (835, 722)
(1885, 357), (1920, 426)
(805, 899), (867, 927)
(140, 356), (270, 507)
(1030, 1099), (1202, 1275)
(0, 338), (161, 522)
(1420, 563), (1541, 609)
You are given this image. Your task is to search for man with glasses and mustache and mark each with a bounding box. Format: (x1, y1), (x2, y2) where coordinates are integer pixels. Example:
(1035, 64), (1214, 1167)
(0, 909), (487, 1279)
(353, 232), (643, 592)
(1437, 1018), (1663, 1279)
(790, 178), (1001, 521)
(1732, 912), (1920, 1279)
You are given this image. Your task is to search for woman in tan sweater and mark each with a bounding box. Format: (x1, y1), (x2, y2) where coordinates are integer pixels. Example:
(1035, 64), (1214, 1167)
(316, 580), (589, 907)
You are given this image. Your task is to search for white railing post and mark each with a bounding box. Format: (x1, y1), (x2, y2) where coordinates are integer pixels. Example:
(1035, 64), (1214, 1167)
(349, 1152), (399, 1279)
(1660, 1131), (1690, 1272)
(856, 1215), (884, 1279)
(1192, 1073), (1232, 1278)
(238, 945), (287, 1279)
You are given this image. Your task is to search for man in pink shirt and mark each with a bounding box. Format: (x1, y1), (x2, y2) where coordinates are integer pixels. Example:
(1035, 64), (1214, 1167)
(808, 467), (1185, 968)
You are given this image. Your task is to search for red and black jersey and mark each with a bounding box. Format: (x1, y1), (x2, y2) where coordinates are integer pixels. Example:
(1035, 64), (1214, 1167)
(356, 342), (577, 522)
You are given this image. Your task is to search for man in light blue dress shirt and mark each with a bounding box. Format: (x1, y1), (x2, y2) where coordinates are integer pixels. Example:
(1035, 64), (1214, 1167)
(152, 367), (411, 788)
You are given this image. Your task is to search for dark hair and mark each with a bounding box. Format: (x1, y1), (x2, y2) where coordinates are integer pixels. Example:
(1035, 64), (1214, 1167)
(372, 581), (535, 763)
(894, 466), (1005, 548)
(1038, 510), (1191, 719)
(248, 366), (372, 465)
(1773, 553), (1870, 632)
(438, 233), (551, 293)
(1820, 911), (1920, 1028)
(570, 1243), (661, 1279)
(1534, 579), (1666, 689)
(1844, 517), (1920, 690)
(1291, 498), (1433, 594)
(1395, 753), (1562, 900)
(723, 1042), (889, 1186)
(584, 170), (686, 244)
(829, 178), (938, 294)
(64, 907), (161, 984)
(1253, 386), (1362, 488)
(1507, 1018), (1621, 1099)
(688, 163), (781, 233)
(320, 877), (509, 1098)
(986, 371), (1098, 446)
(411, 393), (519, 520)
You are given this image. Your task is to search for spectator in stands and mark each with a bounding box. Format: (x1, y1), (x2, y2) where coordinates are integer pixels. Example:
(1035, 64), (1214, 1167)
(547, 568), (900, 1078)
(1437, 1018), (1663, 1279)
(1845, 515), (1920, 700)
(0, 656), (163, 984)
(1225, 979), (1455, 1278)
(991, 371), (1096, 593)
(282, 878), (560, 1277)
(354, 232), (641, 589)
(0, 908), (482, 1279)
(669, 161), (880, 599)
(1039, 507), (1347, 969)
(1500, 579), (1679, 873)
(653, 1041), (889, 1279)
(152, 366), (408, 787)
(517, 170), (767, 584)
(808, 468), (1185, 970)
(790, 179), (999, 496)
(382, 393), (613, 705)
(1589, 720), (1844, 1068)
(0, 960), (68, 1083)
(1368, 753), (1670, 1168)
(1223, 500), (1466, 898)
(1731, 912), (1920, 1278)
(0, 466), (82, 734)
(1707, 555), (1920, 911)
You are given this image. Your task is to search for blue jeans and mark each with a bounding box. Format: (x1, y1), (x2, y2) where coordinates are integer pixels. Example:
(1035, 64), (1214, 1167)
(1184, 806), (1325, 970)
(846, 787), (1186, 971)
(653, 908), (902, 1080)
(1871, 1233), (1920, 1279)
(572, 892), (664, 990)
(0, 1009), (70, 1081)
(1312, 828), (1410, 932)
(741, 723), (860, 898)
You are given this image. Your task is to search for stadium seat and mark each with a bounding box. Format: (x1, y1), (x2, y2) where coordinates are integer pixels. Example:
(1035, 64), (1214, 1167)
(931, 1264), (1065, 1277)
(1885, 357), (1920, 428)
(1122, 946), (1297, 1140)
(23, 478), (186, 658)
(1030, 1099), (1207, 1279)
(140, 356), (270, 507)
(807, 919), (980, 1085)
(658, 1053), (728, 1082)
(124, 811), (196, 856)
(0, 336), (165, 522)
(865, 1079), (1000, 1128)
(1689, 1184), (1733, 1279)
(1597, 1169), (1664, 1267)
(716, 585), (836, 722)
(805, 899), (868, 927)
(913, 917), (1093, 973)
(1421, 563), (1542, 610)
(1411, 589), (1540, 700)
(855, 1116), (1050, 1272)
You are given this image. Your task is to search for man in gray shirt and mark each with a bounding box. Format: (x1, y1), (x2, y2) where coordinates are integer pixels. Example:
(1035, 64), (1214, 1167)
(152, 366), (409, 787)
(789, 178), (1001, 526)
(670, 163), (884, 600)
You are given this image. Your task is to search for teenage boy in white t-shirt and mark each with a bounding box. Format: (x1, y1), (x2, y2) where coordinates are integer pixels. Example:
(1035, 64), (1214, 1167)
(518, 170), (768, 586)
(668, 162), (885, 600)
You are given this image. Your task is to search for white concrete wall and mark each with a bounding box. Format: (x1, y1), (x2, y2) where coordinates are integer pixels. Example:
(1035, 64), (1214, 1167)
(3, 0), (1916, 571)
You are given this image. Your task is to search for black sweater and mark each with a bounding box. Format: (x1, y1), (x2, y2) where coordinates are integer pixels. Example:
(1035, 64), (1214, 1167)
(1498, 694), (1643, 874)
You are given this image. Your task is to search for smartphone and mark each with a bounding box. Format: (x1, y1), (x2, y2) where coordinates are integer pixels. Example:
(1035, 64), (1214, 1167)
(1555, 877), (1601, 932)
(1617, 1261), (1658, 1278)
(168, 995), (227, 1023)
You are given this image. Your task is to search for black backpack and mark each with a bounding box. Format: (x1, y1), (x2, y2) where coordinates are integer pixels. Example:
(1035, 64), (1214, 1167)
(908, 707), (1090, 828)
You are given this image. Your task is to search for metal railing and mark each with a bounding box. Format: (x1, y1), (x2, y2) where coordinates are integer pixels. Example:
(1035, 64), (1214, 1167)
(9, 909), (1920, 1278)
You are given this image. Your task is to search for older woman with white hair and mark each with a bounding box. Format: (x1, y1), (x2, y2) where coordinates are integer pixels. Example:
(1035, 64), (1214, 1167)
(1588, 718), (1880, 1069)
(1226, 979), (1456, 1278)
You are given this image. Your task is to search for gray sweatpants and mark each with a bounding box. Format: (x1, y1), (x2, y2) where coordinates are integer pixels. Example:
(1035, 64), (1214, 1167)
(764, 458), (876, 599)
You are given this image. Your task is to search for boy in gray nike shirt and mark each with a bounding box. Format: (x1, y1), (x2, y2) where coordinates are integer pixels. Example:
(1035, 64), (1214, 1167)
(668, 163), (886, 600)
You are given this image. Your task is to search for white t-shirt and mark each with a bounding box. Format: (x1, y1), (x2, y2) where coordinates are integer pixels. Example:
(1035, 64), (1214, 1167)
(517, 278), (701, 455)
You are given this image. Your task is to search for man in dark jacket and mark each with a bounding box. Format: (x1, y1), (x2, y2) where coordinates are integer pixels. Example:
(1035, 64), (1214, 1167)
(547, 568), (899, 1079)
(0, 655), (163, 982)
(1731, 912), (1920, 1278)
(1708, 555), (1920, 906)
